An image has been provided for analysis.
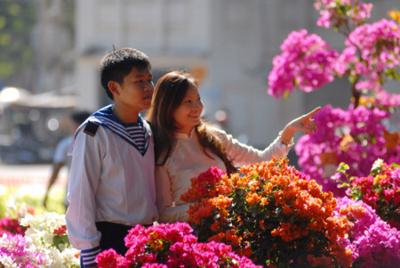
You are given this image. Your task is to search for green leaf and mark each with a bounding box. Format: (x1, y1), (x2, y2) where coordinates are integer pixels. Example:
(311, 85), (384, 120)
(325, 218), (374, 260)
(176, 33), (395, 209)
(391, 163), (400, 168)
(349, 73), (358, 84)
(351, 188), (363, 200)
(337, 162), (350, 174)
(0, 62), (14, 77)
(0, 34), (11, 45)
(0, 16), (6, 29)
(283, 90), (290, 99)
(8, 4), (21, 16)
(53, 235), (69, 250)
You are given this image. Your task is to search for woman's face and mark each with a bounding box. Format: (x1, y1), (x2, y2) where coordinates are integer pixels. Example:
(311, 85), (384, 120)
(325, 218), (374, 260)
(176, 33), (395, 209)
(173, 83), (203, 135)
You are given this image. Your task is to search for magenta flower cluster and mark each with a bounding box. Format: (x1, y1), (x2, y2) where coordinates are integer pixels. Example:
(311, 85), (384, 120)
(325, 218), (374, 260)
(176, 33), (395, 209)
(96, 222), (259, 268)
(341, 160), (400, 229)
(337, 19), (400, 91)
(375, 91), (400, 107)
(314, 0), (373, 29)
(268, 29), (338, 98)
(337, 197), (400, 267)
(295, 105), (400, 194)
(0, 233), (46, 267)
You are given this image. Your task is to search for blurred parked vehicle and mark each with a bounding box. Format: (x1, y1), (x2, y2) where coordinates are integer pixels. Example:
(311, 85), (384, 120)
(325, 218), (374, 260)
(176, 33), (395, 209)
(0, 87), (76, 164)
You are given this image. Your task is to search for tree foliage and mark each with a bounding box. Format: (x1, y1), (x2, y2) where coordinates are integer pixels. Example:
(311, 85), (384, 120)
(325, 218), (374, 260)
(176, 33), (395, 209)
(0, 0), (36, 86)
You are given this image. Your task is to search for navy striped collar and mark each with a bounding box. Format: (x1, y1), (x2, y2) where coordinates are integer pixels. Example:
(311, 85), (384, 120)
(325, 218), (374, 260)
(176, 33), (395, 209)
(91, 105), (151, 155)
(93, 104), (144, 126)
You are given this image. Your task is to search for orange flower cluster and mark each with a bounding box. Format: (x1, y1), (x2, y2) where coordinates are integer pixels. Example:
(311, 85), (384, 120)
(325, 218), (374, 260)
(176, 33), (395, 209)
(182, 158), (354, 267)
(181, 167), (233, 203)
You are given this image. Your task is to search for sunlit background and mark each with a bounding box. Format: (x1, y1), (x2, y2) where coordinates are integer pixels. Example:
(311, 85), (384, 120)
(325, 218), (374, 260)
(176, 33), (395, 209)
(0, 0), (398, 163)
(0, 0), (398, 165)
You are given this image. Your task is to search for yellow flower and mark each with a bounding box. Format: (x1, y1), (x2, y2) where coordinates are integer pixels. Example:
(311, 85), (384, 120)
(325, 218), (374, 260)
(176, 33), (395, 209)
(388, 10), (400, 23)
(339, 134), (354, 152)
(148, 238), (164, 251)
(260, 197), (269, 206)
(358, 96), (375, 107)
(373, 174), (386, 185)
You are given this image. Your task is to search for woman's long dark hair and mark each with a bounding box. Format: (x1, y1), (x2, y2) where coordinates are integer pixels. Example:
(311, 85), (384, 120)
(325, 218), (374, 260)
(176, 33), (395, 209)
(147, 71), (237, 174)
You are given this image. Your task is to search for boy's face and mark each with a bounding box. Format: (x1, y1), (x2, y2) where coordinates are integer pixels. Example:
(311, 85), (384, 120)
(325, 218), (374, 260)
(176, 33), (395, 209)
(110, 67), (154, 112)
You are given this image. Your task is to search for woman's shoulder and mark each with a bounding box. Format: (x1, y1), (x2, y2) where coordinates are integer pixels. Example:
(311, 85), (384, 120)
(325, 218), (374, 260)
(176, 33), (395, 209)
(157, 151), (171, 167)
(205, 125), (230, 140)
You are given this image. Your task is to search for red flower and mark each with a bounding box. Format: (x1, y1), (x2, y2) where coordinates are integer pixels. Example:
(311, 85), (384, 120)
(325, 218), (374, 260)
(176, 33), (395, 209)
(53, 225), (67, 236)
(96, 249), (130, 268)
(0, 217), (25, 235)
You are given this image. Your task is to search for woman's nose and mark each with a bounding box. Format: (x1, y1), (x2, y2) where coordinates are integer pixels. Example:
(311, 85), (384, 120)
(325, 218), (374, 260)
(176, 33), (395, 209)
(194, 101), (203, 111)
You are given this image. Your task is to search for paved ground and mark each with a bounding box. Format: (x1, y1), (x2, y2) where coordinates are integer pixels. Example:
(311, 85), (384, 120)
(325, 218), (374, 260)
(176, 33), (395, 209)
(0, 164), (67, 187)
(0, 164), (68, 213)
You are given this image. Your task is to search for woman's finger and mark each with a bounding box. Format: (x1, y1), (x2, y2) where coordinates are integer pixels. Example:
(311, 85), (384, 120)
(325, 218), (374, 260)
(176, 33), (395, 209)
(304, 106), (321, 119)
(305, 121), (317, 133)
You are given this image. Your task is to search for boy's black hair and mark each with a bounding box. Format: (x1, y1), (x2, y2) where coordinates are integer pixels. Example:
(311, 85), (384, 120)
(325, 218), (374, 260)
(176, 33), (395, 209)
(100, 47), (151, 99)
(71, 111), (91, 125)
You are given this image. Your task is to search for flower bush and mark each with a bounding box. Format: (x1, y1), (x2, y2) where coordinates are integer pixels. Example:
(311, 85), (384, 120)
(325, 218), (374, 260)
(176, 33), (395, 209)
(0, 209), (79, 267)
(20, 212), (80, 267)
(0, 233), (47, 267)
(314, 0), (372, 29)
(268, 0), (400, 189)
(337, 197), (400, 267)
(268, 29), (338, 98)
(336, 159), (400, 229)
(181, 158), (354, 267)
(96, 222), (259, 268)
(337, 18), (400, 93)
(295, 105), (400, 194)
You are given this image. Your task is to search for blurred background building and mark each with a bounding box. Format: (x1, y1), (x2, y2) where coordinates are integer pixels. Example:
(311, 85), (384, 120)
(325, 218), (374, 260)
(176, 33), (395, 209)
(0, 0), (398, 163)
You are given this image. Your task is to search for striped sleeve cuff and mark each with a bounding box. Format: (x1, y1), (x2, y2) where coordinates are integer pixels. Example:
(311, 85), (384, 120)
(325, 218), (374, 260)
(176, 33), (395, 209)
(80, 246), (101, 267)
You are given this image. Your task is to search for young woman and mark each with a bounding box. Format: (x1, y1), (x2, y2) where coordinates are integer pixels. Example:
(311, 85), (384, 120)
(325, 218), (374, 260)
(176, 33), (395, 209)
(147, 71), (319, 222)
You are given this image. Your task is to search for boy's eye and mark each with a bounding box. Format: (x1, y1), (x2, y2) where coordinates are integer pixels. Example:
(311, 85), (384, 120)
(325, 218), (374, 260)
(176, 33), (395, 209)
(134, 79), (153, 85)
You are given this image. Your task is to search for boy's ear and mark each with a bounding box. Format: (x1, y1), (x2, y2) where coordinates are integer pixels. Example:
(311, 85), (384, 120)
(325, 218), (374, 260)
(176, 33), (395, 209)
(108, 81), (120, 96)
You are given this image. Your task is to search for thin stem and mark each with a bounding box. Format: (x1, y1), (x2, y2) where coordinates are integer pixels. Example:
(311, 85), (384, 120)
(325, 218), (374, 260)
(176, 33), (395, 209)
(352, 76), (361, 108)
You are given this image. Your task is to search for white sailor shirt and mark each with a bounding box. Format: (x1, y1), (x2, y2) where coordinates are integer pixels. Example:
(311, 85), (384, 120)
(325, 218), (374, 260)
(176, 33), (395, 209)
(65, 105), (158, 265)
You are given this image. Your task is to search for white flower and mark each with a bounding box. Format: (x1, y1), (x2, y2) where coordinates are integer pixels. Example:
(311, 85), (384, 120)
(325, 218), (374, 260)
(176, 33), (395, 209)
(18, 211), (80, 267)
(60, 248), (80, 267)
(0, 255), (18, 268)
(371, 158), (384, 175)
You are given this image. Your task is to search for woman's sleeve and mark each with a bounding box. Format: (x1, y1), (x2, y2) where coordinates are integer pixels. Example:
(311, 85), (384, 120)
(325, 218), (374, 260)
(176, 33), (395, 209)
(212, 127), (292, 167)
(155, 165), (189, 222)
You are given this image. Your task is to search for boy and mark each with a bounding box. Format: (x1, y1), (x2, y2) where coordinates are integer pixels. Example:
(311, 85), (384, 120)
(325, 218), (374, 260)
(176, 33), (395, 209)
(66, 48), (158, 267)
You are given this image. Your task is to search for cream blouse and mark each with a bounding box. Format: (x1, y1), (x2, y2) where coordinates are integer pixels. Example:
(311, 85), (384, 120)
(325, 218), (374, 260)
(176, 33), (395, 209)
(155, 127), (290, 222)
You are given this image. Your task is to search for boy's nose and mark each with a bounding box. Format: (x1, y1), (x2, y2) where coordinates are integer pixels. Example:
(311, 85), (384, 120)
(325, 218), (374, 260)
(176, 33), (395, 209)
(144, 82), (154, 91)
